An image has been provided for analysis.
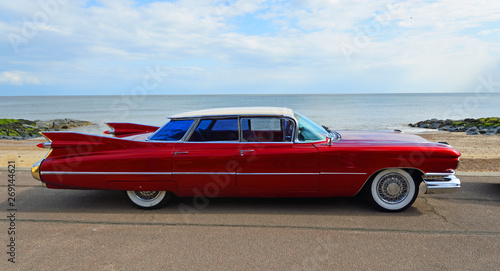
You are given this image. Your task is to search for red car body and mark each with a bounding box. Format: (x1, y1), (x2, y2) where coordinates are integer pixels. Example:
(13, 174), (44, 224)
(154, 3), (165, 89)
(32, 107), (461, 211)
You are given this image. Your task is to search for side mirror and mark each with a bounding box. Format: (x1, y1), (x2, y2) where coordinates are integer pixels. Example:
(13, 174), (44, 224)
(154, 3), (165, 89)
(326, 132), (340, 145)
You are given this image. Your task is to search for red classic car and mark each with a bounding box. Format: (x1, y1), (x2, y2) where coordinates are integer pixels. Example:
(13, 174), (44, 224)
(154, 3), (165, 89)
(31, 107), (461, 211)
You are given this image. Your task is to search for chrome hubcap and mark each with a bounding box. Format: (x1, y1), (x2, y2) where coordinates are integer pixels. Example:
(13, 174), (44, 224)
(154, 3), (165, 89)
(133, 191), (161, 201)
(377, 173), (409, 204)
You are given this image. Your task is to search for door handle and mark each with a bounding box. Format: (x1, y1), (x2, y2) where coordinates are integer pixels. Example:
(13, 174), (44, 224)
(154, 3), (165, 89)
(240, 150), (254, 156)
(174, 151), (189, 155)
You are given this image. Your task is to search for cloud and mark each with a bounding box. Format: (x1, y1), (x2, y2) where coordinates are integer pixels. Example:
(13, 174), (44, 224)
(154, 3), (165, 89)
(478, 29), (500, 36)
(0, 71), (41, 85)
(394, 0), (500, 30)
(0, 0), (499, 95)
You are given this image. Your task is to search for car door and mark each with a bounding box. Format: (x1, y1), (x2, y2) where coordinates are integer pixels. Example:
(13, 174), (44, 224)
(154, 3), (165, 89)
(172, 118), (239, 195)
(236, 117), (320, 194)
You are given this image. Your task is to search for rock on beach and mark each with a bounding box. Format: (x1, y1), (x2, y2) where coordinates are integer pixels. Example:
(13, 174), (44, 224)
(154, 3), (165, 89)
(0, 118), (92, 140)
(409, 117), (500, 135)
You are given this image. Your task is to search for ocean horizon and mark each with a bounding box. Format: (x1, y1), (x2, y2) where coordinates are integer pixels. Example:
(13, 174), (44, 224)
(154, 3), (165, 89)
(1, 93), (499, 135)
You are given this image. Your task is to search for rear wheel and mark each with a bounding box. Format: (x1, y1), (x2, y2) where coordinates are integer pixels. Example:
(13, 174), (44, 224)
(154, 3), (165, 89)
(126, 190), (172, 209)
(367, 169), (419, 212)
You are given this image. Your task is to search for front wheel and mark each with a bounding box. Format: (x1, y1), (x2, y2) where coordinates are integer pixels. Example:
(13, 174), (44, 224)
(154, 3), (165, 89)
(367, 169), (419, 212)
(126, 190), (172, 209)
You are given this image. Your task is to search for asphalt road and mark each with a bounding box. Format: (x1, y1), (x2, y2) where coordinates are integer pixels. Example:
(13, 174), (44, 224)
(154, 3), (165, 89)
(1, 171), (499, 270)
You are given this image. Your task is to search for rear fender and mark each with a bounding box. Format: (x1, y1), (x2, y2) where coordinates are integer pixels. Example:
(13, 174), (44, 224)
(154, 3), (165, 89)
(40, 131), (153, 159)
(37, 132), (175, 189)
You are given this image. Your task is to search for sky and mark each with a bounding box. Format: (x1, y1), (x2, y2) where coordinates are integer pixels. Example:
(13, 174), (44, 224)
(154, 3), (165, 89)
(0, 0), (499, 96)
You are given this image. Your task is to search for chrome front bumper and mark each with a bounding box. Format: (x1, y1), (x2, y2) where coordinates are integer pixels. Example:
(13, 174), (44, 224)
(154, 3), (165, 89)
(422, 171), (460, 194)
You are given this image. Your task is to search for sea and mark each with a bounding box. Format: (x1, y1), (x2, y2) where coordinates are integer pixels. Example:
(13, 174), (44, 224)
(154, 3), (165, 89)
(1, 93), (499, 135)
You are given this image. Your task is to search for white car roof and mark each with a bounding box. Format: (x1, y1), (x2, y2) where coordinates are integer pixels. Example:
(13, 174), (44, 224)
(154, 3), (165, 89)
(169, 107), (294, 119)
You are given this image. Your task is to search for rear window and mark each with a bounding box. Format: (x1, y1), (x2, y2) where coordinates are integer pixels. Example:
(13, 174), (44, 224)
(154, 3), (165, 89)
(149, 119), (194, 141)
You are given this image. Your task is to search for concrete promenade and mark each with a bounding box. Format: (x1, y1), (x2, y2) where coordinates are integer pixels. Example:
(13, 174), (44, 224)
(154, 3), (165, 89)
(1, 171), (499, 270)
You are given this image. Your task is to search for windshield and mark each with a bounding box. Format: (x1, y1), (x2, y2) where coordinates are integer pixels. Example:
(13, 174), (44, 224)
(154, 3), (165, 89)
(148, 119), (194, 141)
(295, 113), (329, 142)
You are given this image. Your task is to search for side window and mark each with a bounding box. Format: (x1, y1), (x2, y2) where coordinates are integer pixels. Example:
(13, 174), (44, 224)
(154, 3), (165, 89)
(149, 119), (194, 141)
(241, 117), (294, 142)
(212, 119), (238, 131)
(188, 118), (238, 142)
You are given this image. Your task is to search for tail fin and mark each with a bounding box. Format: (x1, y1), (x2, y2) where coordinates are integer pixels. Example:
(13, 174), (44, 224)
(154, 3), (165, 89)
(104, 123), (159, 137)
(39, 131), (148, 158)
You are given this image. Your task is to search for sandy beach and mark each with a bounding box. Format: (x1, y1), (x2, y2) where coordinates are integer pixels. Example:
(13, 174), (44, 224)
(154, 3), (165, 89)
(1, 132), (498, 172)
(419, 132), (500, 172)
(0, 138), (48, 169)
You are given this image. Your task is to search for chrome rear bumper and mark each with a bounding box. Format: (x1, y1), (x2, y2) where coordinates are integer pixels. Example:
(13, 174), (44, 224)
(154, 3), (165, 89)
(31, 159), (43, 181)
(423, 171), (460, 194)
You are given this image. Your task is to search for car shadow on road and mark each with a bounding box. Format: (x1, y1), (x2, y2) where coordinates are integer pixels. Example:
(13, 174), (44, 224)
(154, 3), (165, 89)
(8, 186), (425, 217)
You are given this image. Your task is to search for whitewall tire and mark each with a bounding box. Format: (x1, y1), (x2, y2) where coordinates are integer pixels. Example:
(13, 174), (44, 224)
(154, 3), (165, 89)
(368, 169), (419, 212)
(126, 190), (172, 209)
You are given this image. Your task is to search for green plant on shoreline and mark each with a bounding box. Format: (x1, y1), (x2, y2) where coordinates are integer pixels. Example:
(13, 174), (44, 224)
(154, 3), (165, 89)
(0, 119), (40, 138)
(411, 117), (500, 135)
(1, 118), (93, 139)
(0, 119), (19, 125)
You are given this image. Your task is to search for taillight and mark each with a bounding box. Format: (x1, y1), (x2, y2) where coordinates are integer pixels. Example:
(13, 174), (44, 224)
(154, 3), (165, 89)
(37, 142), (51, 148)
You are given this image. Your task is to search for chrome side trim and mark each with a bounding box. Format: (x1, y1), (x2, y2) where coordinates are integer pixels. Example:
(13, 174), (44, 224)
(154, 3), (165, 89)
(237, 172), (318, 175)
(174, 172), (235, 175)
(40, 171), (367, 176)
(321, 172), (367, 175)
(41, 171), (173, 175)
(237, 172), (366, 175)
(41, 171), (234, 175)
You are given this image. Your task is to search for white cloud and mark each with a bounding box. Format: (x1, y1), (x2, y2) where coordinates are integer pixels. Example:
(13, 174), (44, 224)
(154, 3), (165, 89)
(0, 0), (498, 94)
(394, 0), (500, 30)
(286, 0), (394, 31)
(0, 71), (41, 85)
(478, 29), (500, 36)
